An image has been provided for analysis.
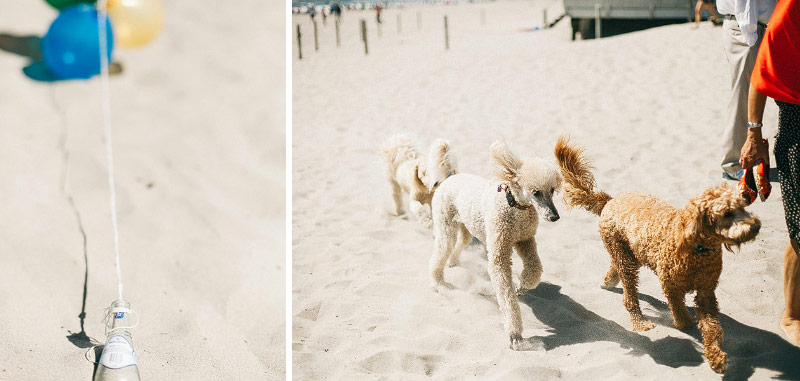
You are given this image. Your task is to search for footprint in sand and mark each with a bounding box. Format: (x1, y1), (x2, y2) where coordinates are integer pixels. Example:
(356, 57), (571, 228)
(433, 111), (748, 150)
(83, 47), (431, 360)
(296, 302), (322, 322)
(359, 350), (441, 376)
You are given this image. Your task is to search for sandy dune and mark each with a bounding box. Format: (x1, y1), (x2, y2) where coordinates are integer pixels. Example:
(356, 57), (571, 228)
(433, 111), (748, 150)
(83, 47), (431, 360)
(0, 1), (284, 379)
(293, 1), (799, 379)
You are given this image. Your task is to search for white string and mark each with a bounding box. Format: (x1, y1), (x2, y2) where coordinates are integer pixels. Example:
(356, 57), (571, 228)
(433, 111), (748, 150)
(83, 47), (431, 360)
(101, 306), (140, 335)
(96, 0), (123, 302)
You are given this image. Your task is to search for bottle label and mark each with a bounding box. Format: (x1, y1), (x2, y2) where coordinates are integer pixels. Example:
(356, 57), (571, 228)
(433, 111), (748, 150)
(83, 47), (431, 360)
(99, 335), (138, 369)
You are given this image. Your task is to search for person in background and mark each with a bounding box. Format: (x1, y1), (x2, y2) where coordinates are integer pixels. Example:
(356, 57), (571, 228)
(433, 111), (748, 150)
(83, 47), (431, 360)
(740, 0), (800, 345)
(331, 2), (342, 22)
(717, 0), (775, 180)
(694, 0), (722, 28)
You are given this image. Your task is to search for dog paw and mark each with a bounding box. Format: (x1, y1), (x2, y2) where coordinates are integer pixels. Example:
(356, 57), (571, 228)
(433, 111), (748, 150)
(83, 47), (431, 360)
(632, 320), (656, 331)
(420, 219), (433, 230)
(430, 269), (445, 284)
(516, 285), (536, 296)
(447, 258), (460, 267)
(600, 279), (619, 290)
(518, 278), (540, 293)
(707, 350), (727, 373)
(509, 335), (545, 351)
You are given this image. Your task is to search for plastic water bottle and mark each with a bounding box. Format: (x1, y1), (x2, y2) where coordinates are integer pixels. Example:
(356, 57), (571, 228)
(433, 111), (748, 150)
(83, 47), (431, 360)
(94, 299), (141, 381)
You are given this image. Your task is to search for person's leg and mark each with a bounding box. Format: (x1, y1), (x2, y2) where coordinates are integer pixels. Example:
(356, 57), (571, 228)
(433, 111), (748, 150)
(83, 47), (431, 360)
(774, 101), (800, 345)
(781, 240), (800, 345)
(695, 0), (703, 28)
(704, 3), (721, 22)
(720, 22), (764, 178)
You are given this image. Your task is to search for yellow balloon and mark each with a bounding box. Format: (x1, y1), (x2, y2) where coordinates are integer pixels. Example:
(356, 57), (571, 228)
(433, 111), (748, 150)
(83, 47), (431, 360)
(108, 0), (164, 48)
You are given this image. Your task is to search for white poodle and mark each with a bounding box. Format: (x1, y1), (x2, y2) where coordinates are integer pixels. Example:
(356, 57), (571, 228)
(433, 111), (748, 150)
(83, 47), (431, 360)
(429, 141), (561, 350)
(381, 135), (457, 229)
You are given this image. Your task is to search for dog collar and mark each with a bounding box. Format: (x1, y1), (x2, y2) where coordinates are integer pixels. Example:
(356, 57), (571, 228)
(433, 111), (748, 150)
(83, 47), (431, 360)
(694, 243), (710, 253)
(498, 184), (531, 210)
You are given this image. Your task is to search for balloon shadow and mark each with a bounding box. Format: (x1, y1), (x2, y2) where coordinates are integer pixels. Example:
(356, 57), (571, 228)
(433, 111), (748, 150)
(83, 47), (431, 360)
(519, 282), (705, 368)
(0, 33), (60, 82)
(0, 33), (122, 82)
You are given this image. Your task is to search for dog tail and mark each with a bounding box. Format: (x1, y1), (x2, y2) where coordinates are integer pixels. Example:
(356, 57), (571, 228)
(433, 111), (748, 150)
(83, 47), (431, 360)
(380, 134), (418, 178)
(554, 136), (611, 216)
(426, 139), (455, 173)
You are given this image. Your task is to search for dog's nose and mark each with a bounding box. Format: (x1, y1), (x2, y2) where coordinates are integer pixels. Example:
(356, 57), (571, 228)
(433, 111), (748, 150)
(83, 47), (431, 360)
(548, 215), (560, 222)
(753, 223), (761, 233)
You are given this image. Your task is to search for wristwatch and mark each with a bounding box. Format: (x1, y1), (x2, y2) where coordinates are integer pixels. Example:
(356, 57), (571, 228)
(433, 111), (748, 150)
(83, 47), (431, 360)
(747, 122), (763, 129)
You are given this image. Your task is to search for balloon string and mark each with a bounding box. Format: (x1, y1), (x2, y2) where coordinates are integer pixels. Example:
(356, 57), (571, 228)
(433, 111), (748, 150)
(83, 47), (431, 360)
(96, 0), (124, 303)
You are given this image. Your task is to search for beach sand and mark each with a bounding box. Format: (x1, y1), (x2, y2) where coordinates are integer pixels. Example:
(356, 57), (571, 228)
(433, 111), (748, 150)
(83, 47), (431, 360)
(293, 1), (800, 379)
(0, 1), (284, 379)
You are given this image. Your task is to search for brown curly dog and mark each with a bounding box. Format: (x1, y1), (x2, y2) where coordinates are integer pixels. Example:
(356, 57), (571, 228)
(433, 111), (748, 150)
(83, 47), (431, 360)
(554, 136), (761, 373)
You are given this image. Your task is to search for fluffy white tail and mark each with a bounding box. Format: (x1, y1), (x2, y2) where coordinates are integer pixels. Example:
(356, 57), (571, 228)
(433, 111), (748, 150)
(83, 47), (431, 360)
(380, 134), (418, 178)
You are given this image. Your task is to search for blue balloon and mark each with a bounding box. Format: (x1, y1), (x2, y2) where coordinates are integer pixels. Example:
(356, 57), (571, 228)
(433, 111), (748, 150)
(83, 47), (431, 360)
(42, 4), (113, 79)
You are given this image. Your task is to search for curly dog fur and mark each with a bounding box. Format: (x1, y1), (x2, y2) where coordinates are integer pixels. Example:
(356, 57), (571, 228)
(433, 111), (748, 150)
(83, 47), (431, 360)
(430, 141), (561, 350)
(554, 136), (761, 373)
(381, 135), (457, 229)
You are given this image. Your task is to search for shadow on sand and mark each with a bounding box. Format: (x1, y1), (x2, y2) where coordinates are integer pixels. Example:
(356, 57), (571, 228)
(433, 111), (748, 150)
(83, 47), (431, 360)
(0, 33), (61, 82)
(630, 290), (800, 381)
(519, 282), (704, 369)
(0, 33), (122, 82)
(520, 282), (800, 380)
(64, 192), (101, 350)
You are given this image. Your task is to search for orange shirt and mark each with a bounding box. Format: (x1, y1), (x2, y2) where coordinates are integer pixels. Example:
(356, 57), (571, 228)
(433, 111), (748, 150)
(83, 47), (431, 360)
(751, 0), (800, 104)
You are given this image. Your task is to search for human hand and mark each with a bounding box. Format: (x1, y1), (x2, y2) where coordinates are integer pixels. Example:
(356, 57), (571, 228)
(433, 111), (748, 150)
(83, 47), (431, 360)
(740, 130), (769, 169)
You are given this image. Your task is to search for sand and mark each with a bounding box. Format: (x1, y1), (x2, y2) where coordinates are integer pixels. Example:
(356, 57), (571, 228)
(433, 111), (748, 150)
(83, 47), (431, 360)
(292, 1), (800, 379)
(0, 1), (284, 379)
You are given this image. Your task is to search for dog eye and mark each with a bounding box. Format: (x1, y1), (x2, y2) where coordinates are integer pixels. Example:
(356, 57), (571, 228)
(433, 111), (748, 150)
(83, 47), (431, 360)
(534, 191), (542, 197)
(724, 212), (734, 218)
(433, 181), (439, 187)
(550, 188), (554, 194)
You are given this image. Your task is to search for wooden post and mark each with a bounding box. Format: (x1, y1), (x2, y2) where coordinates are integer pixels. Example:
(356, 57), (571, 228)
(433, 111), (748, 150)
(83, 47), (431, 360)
(297, 24), (302, 60)
(397, 13), (402, 34)
(481, 9), (486, 26)
(313, 20), (319, 51)
(335, 18), (340, 46)
(361, 19), (368, 55)
(594, 3), (601, 39)
(543, 9), (547, 29)
(444, 15), (449, 50)
(417, 11), (422, 30)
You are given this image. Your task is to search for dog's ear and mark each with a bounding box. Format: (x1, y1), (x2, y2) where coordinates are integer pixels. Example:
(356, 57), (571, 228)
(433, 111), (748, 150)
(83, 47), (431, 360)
(490, 141), (522, 182)
(678, 202), (705, 253)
